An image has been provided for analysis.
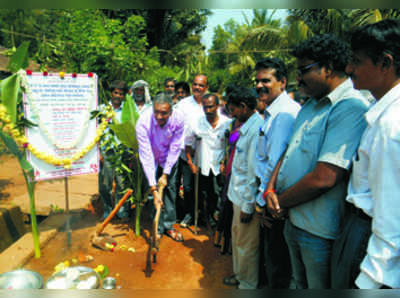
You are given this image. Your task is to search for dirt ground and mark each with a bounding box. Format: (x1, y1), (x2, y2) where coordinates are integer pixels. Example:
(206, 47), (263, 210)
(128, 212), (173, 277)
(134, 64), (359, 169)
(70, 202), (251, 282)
(0, 154), (234, 289)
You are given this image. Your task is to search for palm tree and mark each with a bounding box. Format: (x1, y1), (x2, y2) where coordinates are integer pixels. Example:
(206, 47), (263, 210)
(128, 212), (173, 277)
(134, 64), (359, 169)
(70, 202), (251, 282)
(227, 9), (289, 84)
(348, 9), (400, 29)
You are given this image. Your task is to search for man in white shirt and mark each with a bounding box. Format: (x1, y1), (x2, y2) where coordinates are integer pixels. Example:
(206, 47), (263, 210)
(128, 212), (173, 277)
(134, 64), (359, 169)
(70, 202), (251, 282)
(174, 74), (208, 227)
(222, 86), (263, 289)
(254, 57), (301, 289)
(185, 93), (230, 227)
(331, 19), (400, 289)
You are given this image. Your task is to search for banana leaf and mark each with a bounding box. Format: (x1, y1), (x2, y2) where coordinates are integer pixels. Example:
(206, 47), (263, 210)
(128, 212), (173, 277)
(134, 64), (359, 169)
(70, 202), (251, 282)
(0, 73), (21, 124)
(121, 94), (139, 125)
(0, 130), (32, 173)
(109, 121), (138, 151)
(109, 94), (140, 151)
(7, 41), (30, 73)
(0, 130), (40, 258)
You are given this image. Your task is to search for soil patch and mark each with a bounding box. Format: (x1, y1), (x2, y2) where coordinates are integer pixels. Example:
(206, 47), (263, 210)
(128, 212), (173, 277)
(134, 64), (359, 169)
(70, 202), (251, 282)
(24, 205), (233, 289)
(1, 154), (234, 289)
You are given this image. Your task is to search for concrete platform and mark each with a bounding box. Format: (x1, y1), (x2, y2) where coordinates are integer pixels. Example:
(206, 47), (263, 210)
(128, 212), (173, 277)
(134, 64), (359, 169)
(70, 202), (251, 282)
(9, 173), (98, 216)
(0, 210), (84, 274)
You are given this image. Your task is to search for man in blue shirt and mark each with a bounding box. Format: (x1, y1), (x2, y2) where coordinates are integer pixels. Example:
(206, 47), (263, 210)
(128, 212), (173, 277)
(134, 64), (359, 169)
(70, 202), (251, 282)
(223, 86), (263, 289)
(266, 34), (370, 289)
(254, 57), (300, 289)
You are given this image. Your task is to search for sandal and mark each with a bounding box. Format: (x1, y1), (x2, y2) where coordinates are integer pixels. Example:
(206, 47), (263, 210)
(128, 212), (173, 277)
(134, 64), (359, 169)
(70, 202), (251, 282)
(222, 274), (240, 286)
(165, 229), (184, 242)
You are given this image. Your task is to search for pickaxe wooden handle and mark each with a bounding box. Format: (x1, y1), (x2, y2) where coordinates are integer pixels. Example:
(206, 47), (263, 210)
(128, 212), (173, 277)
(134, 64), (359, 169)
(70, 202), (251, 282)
(151, 182), (166, 263)
(96, 189), (133, 235)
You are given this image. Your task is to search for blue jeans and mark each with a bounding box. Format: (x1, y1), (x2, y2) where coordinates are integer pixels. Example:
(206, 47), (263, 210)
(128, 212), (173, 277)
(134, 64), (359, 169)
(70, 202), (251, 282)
(284, 220), (333, 289)
(331, 206), (371, 289)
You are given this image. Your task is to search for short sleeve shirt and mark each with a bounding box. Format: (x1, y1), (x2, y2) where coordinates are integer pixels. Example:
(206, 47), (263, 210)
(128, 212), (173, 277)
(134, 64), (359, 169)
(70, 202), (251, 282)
(276, 79), (370, 239)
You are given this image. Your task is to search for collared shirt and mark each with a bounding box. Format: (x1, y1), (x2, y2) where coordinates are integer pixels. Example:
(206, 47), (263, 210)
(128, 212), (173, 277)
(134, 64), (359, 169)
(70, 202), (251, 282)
(136, 108), (184, 187)
(135, 102), (152, 115)
(254, 91), (301, 206)
(228, 112), (263, 214)
(277, 79), (370, 239)
(185, 114), (231, 176)
(175, 95), (206, 161)
(347, 83), (400, 289)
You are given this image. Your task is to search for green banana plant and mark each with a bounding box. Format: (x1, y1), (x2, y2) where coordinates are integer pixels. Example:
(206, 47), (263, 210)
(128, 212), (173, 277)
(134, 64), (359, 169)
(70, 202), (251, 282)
(108, 94), (145, 236)
(0, 42), (41, 258)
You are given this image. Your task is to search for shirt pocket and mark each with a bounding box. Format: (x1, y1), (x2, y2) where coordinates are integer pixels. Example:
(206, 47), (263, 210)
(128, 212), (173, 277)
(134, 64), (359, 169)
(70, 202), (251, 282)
(256, 132), (269, 162)
(234, 145), (247, 174)
(299, 127), (322, 159)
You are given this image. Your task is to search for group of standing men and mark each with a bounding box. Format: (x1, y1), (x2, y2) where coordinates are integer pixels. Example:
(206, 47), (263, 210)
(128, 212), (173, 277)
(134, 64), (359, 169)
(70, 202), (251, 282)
(99, 18), (400, 289)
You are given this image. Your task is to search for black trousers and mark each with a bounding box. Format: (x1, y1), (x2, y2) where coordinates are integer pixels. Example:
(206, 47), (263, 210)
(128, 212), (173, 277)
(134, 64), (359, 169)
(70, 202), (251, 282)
(176, 157), (195, 219)
(198, 171), (223, 220)
(261, 219), (292, 288)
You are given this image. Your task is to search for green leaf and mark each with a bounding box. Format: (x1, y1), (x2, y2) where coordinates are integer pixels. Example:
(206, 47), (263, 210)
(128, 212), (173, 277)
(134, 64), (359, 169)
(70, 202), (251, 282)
(18, 116), (38, 128)
(121, 163), (132, 173)
(7, 41), (30, 73)
(0, 130), (34, 175)
(97, 265), (109, 280)
(0, 130), (23, 158)
(121, 94), (139, 125)
(109, 121), (138, 150)
(90, 110), (101, 120)
(0, 73), (21, 124)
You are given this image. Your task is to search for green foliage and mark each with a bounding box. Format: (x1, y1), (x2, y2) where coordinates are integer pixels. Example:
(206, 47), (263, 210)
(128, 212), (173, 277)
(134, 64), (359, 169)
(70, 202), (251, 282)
(208, 9), (292, 91)
(0, 139), (10, 155)
(7, 41), (30, 73)
(0, 73), (21, 124)
(0, 43), (40, 258)
(0, 9), (210, 94)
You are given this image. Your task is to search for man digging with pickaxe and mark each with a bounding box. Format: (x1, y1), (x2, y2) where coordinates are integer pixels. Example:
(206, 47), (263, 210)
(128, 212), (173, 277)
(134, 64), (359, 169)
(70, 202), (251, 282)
(136, 92), (185, 245)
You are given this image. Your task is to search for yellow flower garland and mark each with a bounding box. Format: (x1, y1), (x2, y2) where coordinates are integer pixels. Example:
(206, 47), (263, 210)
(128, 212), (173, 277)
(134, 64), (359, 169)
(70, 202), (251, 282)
(0, 103), (114, 169)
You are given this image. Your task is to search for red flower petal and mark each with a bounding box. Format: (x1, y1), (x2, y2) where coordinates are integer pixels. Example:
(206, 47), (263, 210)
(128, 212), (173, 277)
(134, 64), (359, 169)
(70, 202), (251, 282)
(26, 69), (32, 75)
(88, 72), (93, 77)
(72, 73), (77, 78)
(43, 71), (48, 76)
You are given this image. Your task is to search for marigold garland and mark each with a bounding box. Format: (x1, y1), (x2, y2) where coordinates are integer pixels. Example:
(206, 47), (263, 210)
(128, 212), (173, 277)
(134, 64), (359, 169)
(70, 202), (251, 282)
(0, 103), (114, 169)
(19, 70), (94, 150)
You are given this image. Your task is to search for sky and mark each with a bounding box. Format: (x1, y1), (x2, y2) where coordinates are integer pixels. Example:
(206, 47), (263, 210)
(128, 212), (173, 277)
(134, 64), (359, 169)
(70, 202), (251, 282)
(201, 9), (289, 51)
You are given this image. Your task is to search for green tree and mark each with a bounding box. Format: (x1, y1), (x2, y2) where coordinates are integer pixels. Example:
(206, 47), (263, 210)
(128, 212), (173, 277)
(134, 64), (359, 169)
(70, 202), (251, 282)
(208, 10), (290, 92)
(101, 9), (211, 66)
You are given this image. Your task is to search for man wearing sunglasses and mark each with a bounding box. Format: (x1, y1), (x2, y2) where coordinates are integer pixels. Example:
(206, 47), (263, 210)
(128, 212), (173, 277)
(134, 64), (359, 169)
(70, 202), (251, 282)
(265, 34), (370, 288)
